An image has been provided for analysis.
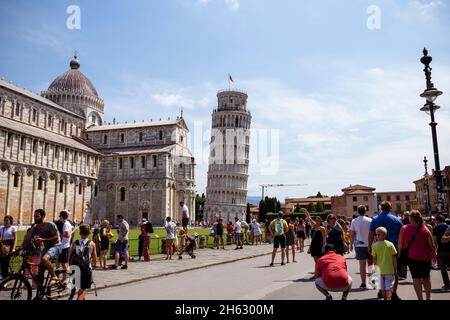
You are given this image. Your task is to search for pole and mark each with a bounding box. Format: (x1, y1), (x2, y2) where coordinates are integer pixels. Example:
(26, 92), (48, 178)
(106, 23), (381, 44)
(429, 105), (445, 214)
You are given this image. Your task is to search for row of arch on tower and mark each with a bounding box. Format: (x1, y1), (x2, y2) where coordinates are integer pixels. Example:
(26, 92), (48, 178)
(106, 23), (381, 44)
(212, 113), (251, 129)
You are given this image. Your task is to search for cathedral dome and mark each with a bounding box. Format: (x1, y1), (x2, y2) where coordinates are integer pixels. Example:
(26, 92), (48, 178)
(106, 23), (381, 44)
(46, 56), (99, 97)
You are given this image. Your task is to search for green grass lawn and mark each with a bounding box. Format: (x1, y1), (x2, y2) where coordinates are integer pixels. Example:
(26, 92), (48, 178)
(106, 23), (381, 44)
(13, 227), (264, 257)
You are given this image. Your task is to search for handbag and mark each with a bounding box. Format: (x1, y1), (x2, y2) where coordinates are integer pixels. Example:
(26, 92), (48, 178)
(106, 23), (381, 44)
(399, 225), (421, 265)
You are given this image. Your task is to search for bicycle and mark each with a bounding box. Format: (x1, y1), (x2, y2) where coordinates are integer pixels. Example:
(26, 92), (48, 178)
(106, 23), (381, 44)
(0, 248), (76, 300)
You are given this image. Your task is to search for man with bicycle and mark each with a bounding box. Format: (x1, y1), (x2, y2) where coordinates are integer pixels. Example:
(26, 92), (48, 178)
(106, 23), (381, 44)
(25, 209), (62, 286)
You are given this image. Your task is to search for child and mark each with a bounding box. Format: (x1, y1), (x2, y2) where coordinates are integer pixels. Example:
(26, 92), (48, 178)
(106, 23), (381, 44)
(371, 226), (397, 300)
(68, 224), (97, 300)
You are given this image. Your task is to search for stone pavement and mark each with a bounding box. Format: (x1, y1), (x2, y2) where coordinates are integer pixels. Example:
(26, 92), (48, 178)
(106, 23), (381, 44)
(89, 243), (273, 292)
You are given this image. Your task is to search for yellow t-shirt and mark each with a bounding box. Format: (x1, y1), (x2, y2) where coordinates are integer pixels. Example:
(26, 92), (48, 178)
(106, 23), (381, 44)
(372, 240), (397, 275)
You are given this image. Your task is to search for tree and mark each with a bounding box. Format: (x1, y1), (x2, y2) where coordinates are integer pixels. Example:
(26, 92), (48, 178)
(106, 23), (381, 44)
(195, 193), (206, 221)
(246, 203), (251, 223)
(316, 201), (324, 212)
(307, 202), (316, 213)
(316, 191), (323, 198)
(294, 204), (301, 213)
(258, 200), (268, 222)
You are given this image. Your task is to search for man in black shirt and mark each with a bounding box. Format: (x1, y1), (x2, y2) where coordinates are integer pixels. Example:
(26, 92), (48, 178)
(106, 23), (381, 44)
(433, 215), (450, 290)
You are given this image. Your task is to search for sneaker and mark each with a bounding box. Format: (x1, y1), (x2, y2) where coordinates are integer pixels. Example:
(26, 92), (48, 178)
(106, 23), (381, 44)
(326, 295), (333, 300)
(360, 283), (367, 289)
(269, 263), (274, 267)
(121, 265), (128, 270)
(442, 285), (450, 291)
(281, 262), (285, 266)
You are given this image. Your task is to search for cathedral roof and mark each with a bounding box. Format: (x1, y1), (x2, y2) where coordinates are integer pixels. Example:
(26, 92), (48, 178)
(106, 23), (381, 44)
(0, 117), (99, 155)
(46, 56), (99, 97)
(85, 118), (187, 132)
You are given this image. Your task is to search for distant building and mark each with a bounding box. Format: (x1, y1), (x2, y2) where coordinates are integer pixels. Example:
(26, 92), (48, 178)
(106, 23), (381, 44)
(284, 197), (331, 213)
(331, 184), (377, 218)
(375, 191), (416, 215)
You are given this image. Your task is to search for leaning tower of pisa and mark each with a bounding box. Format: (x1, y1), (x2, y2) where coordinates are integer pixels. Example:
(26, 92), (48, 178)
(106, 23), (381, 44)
(203, 89), (251, 223)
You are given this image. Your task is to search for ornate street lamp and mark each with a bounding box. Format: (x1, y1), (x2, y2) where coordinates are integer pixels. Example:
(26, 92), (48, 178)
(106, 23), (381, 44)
(419, 48), (445, 214)
(423, 156), (431, 217)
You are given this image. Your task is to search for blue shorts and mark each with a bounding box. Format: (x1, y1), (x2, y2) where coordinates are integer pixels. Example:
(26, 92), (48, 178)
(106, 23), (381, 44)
(41, 244), (62, 260)
(114, 240), (129, 252)
(235, 233), (242, 241)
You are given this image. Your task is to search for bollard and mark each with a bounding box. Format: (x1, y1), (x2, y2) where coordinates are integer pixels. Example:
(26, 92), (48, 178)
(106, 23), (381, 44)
(199, 235), (206, 249)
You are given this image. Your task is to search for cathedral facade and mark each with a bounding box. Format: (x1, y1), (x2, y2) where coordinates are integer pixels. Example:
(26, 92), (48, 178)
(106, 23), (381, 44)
(0, 56), (195, 226)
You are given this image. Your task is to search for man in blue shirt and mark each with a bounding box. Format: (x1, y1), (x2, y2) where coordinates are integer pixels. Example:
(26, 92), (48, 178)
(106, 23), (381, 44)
(368, 201), (403, 300)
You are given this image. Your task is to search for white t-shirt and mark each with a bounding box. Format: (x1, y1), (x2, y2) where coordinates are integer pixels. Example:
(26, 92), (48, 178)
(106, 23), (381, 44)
(0, 226), (17, 241)
(350, 215), (372, 247)
(165, 221), (176, 239)
(181, 205), (189, 219)
(252, 223), (261, 235)
(61, 221), (73, 249)
(234, 221), (242, 234)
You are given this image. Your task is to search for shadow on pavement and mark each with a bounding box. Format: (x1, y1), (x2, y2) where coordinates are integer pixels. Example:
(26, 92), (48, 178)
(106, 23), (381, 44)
(293, 278), (315, 283)
(431, 288), (450, 294)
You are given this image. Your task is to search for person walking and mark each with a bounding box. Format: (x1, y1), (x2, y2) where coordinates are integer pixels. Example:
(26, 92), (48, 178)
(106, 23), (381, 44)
(57, 210), (74, 282)
(368, 201), (403, 300)
(433, 215), (450, 291)
(234, 217), (243, 250)
(398, 210), (437, 300)
(226, 221), (234, 246)
(306, 212), (327, 279)
(215, 219), (225, 249)
(349, 205), (373, 288)
(99, 220), (111, 270)
(180, 201), (190, 232)
(372, 227), (397, 300)
(0, 215), (17, 280)
(164, 216), (177, 260)
(285, 218), (296, 263)
(325, 214), (345, 256)
(138, 218), (147, 261)
(314, 244), (352, 300)
(251, 219), (262, 245)
(269, 212), (288, 266)
(111, 214), (129, 270)
(68, 224), (97, 300)
(296, 219), (306, 252)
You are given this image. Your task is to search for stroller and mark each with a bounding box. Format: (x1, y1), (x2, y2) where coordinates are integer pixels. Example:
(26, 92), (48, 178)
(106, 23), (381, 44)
(178, 235), (197, 259)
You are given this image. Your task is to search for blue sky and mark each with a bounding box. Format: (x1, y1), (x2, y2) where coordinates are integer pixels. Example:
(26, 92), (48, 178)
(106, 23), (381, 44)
(1, 0), (450, 200)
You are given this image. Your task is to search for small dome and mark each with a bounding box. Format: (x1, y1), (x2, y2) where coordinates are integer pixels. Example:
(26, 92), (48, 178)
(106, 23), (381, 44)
(46, 56), (98, 97)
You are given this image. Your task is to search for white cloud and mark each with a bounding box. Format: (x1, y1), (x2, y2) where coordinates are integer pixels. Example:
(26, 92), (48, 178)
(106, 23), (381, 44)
(151, 93), (195, 109)
(409, 0), (444, 18)
(224, 0), (240, 11)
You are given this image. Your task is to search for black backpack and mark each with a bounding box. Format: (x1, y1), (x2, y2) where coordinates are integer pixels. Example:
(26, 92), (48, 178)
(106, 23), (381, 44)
(69, 240), (92, 272)
(145, 222), (154, 234)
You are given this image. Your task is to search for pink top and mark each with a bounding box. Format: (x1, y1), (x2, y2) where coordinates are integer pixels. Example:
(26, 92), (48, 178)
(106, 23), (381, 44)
(402, 224), (432, 261)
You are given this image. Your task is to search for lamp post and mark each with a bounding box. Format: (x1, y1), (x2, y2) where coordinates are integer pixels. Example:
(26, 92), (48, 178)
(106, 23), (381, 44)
(423, 156), (431, 217)
(419, 48), (445, 214)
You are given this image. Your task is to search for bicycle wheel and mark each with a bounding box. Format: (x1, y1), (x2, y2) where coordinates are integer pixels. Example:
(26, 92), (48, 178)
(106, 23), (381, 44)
(0, 275), (32, 300)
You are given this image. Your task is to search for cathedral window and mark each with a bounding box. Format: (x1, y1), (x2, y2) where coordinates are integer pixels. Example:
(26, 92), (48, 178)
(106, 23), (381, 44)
(74, 151), (78, 163)
(55, 147), (60, 158)
(7, 133), (12, 147)
(159, 131), (163, 140)
(32, 140), (38, 153)
(20, 137), (26, 150)
(48, 114), (53, 127)
(118, 158), (123, 169)
(15, 103), (20, 116)
(79, 183), (83, 195)
(94, 185), (98, 197)
(103, 134), (108, 144)
(130, 157), (134, 169)
(32, 109), (37, 122)
(120, 187), (126, 201)
(44, 143), (48, 156)
(141, 156), (146, 168)
(180, 135), (183, 144)
(59, 180), (64, 193)
(139, 132), (143, 142)
(120, 133), (125, 143)
(153, 155), (157, 167)
(13, 172), (19, 187)
(37, 176), (43, 190)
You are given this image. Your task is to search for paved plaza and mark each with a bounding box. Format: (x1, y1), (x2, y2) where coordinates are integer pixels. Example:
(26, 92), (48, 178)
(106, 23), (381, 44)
(87, 240), (450, 300)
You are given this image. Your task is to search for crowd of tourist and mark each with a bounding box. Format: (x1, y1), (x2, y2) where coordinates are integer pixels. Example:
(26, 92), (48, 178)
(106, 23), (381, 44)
(1, 199), (450, 301)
